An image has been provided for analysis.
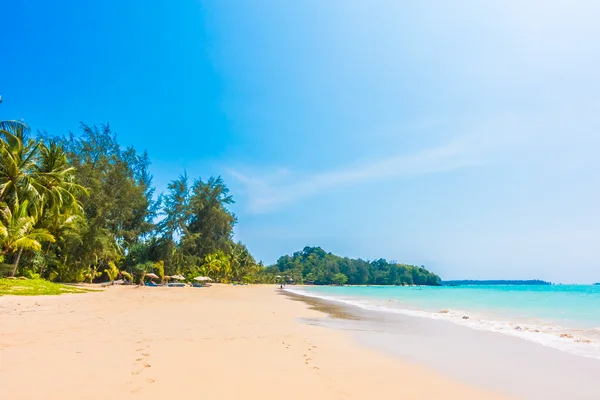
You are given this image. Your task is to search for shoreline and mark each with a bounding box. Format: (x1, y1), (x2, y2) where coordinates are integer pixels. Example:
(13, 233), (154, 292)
(0, 285), (507, 399)
(284, 285), (600, 360)
(286, 287), (600, 400)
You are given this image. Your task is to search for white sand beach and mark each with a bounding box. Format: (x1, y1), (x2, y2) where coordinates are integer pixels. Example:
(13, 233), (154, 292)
(0, 285), (507, 399)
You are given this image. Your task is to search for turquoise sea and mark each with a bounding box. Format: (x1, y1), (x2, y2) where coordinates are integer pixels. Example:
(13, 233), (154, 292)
(287, 284), (600, 359)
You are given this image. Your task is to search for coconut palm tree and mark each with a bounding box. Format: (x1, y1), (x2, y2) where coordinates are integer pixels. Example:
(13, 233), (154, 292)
(203, 253), (221, 278)
(218, 255), (231, 281)
(34, 140), (87, 217)
(0, 121), (42, 210)
(230, 250), (242, 281)
(0, 121), (88, 276)
(0, 201), (55, 276)
(230, 242), (257, 282)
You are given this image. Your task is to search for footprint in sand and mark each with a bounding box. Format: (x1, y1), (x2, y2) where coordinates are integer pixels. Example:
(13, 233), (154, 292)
(136, 358), (143, 362)
(143, 363), (151, 368)
(142, 353), (150, 357)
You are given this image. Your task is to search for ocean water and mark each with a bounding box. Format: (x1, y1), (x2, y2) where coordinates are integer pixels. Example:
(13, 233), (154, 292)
(287, 284), (600, 360)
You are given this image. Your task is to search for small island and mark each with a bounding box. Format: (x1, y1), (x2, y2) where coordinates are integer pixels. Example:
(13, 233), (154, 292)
(264, 246), (441, 286)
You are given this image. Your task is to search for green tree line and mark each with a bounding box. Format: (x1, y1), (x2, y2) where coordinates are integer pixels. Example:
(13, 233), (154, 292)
(262, 246), (441, 286)
(0, 120), (259, 283)
(0, 120), (442, 286)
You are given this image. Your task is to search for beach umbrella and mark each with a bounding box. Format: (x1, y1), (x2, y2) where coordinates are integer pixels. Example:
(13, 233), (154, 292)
(194, 276), (213, 281)
(145, 273), (159, 280)
(170, 275), (185, 280)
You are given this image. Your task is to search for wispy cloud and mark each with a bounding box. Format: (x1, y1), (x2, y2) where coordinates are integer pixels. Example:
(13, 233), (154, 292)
(229, 137), (483, 213)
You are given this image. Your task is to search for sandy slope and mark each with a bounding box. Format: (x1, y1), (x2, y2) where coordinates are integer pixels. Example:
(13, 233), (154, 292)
(0, 285), (507, 399)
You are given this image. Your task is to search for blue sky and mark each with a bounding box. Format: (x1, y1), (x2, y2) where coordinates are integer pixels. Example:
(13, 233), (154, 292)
(2, 0), (599, 282)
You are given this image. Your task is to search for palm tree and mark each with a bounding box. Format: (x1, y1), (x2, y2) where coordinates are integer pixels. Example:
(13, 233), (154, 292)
(34, 142), (87, 274)
(230, 242), (257, 282)
(34, 140), (87, 217)
(230, 250), (242, 281)
(104, 261), (119, 283)
(203, 253), (221, 278)
(0, 121), (42, 210)
(0, 121), (88, 276)
(218, 255), (231, 281)
(0, 201), (55, 276)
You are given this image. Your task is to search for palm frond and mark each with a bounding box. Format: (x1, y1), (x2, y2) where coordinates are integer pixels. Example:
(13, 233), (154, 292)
(0, 120), (30, 136)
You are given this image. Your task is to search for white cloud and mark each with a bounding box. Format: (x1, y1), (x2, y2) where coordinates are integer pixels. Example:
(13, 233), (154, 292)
(229, 137), (483, 213)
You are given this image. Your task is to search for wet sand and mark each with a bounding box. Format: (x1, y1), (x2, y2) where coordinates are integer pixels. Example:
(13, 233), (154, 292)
(0, 284), (507, 399)
(290, 290), (600, 400)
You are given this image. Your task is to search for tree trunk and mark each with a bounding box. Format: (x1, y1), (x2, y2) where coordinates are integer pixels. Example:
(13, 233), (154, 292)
(10, 248), (24, 277)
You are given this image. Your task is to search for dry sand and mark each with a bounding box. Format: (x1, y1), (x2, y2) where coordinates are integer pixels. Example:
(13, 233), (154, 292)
(0, 285), (508, 399)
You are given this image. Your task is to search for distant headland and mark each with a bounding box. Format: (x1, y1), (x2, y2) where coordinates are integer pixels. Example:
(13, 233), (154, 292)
(268, 246), (441, 286)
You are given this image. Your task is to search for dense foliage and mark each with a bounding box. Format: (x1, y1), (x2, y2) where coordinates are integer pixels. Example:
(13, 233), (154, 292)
(0, 120), (259, 283)
(263, 246), (441, 286)
(0, 120), (442, 286)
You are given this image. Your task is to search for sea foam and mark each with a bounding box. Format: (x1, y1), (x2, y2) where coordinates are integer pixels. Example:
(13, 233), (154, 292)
(285, 287), (600, 361)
